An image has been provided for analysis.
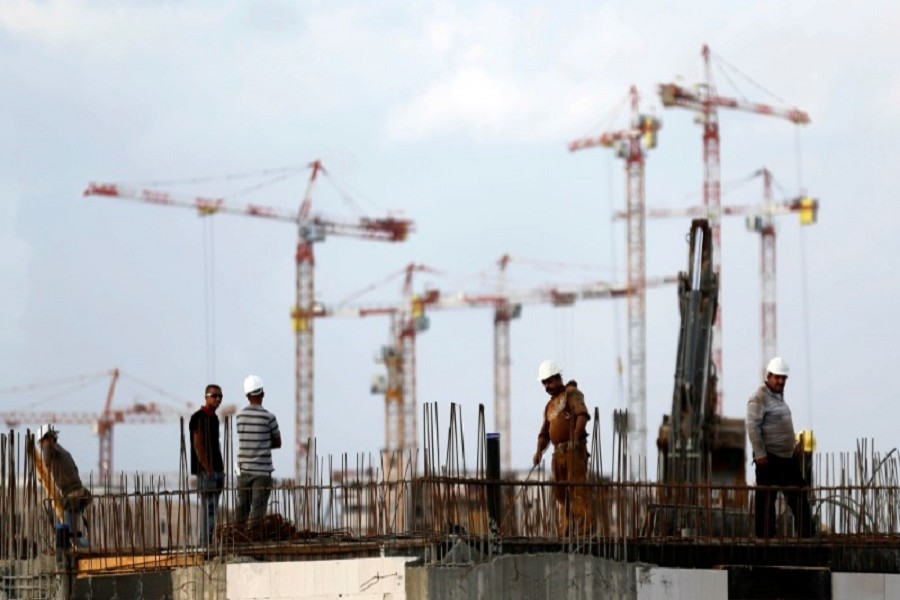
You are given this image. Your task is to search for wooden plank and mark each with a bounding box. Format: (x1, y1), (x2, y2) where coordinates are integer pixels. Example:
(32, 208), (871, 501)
(76, 553), (204, 576)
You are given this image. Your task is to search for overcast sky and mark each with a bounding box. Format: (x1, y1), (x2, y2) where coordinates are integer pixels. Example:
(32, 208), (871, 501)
(2, 1), (898, 484)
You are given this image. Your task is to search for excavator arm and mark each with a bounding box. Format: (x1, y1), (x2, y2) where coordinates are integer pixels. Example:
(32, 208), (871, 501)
(657, 219), (746, 488)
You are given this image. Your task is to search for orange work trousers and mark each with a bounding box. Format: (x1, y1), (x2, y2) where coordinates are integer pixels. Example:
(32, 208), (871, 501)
(551, 444), (590, 537)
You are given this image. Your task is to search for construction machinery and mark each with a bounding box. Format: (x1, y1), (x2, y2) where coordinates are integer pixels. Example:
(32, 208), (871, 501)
(656, 219), (746, 492)
(615, 168), (819, 378)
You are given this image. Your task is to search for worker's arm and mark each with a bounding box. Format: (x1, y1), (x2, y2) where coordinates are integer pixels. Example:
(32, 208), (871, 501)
(270, 417), (282, 449)
(746, 395), (767, 466)
(192, 430), (212, 474)
(574, 413), (589, 440)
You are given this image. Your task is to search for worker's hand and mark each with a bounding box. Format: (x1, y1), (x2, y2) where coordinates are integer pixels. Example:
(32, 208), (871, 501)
(532, 451), (542, 466)
(754, 455), (768, 467)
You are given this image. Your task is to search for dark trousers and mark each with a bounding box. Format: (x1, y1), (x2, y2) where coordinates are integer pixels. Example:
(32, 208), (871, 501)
(754, 454), (813, 538)
(234, 473), (273, 525)
(197, 472), (224, 545)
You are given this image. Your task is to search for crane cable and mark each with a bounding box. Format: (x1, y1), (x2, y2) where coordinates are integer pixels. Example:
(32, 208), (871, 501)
(203, 217), (216, 382)
(795, 125), (814, 429)
(606, 154), (626, 410)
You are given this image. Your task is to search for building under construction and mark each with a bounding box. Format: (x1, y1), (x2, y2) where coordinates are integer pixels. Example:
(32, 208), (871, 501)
(2, 403), (900, 599)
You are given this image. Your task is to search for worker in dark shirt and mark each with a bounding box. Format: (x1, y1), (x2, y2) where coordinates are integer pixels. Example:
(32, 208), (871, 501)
(189, 384), (225, 546)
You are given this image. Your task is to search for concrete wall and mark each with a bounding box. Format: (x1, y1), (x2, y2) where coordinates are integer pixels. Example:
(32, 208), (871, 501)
(62, 556), (900, 599)
(408, 555), (726, 599)
(832, 573), (900, 600)
(227, 556), (415, 600)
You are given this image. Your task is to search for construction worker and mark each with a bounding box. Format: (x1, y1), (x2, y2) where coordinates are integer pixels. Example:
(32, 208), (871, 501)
(532, 359), (592, 537)
(35, 424), (92, 548)
(189, 384), (225, 547)
(234, 375), (281, 527)
(747, 356), (813, 538)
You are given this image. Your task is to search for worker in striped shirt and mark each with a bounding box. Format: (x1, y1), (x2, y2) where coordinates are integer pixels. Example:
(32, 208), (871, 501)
(235, 374), (282, 526)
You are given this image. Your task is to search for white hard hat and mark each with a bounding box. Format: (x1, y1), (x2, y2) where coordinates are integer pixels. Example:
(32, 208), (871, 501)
(243, 374), (264, 396)
(766, 356), (790, 376)
(537, 359), (562, 382)
(36, 424), (57, 441)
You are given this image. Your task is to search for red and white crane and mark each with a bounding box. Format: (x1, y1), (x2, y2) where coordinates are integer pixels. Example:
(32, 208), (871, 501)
(319, 263), (676, 472)
(618, 168), (818, 378)
(569, 85), (662, 477)
(84, 161), (413, 483)
(659, 44), (810, 414)
(0, 368), (200, 485)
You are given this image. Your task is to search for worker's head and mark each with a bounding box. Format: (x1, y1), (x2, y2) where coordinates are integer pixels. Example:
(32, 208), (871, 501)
(538, 359), (564, 396)
(243, 374), (265, 403)
(204, 384), (223, 410)
(765, 356), (789, 393)
(36, 423), (57, 445)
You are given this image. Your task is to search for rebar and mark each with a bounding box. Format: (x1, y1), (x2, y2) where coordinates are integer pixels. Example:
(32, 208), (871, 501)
(1, 414), (900, 585)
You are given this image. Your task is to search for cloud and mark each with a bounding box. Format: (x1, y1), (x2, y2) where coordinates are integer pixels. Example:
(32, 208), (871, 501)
(875, 80), (900, 122)
(0, 183), (32, 343)
(384, 66), (525, 141)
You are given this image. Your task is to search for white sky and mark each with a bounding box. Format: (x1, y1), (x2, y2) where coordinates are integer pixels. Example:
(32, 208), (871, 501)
(2, 0), (899, 483)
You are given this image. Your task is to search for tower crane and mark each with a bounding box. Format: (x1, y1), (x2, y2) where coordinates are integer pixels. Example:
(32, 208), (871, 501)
(569, 85), (662, 478)
(84, 161), (414, 483)
(614, 168), (818, 377)
(3, 403), (173, 485)
(314, 263), (437, 460)
(659, 44), (810, 414)
(0, 371), (200, 486)
(318, 265), (676, 472)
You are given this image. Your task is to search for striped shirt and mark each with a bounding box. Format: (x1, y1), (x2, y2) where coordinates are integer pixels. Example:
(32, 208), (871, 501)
(236, 405), (280, 475)
(746, 384), (796, 460)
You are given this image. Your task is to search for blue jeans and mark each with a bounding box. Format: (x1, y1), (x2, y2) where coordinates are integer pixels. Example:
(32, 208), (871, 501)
(234, 473), (274, 525)
(63, 507), (88, 548)
(197, 472), (224, 545)
(63, 488), (91, 548)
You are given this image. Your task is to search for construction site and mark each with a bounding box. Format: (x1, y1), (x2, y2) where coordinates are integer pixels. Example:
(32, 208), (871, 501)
(2, 39), (897, 600)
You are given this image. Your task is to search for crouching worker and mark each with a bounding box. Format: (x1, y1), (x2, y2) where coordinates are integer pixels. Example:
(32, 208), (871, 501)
(35, 424), (92, 548)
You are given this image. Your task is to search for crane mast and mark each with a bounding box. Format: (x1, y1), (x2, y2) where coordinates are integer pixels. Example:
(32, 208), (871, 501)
(96, 368), (120, 485)
(569, 85), (661, 478)
(294, 159), (322, 484)
(758, 169), (778, 378)
(659, 44), (810, 415)
(492, 254), (517, 473)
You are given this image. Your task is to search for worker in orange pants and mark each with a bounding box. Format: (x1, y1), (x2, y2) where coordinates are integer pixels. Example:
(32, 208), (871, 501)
(533, 360), (593, 538)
